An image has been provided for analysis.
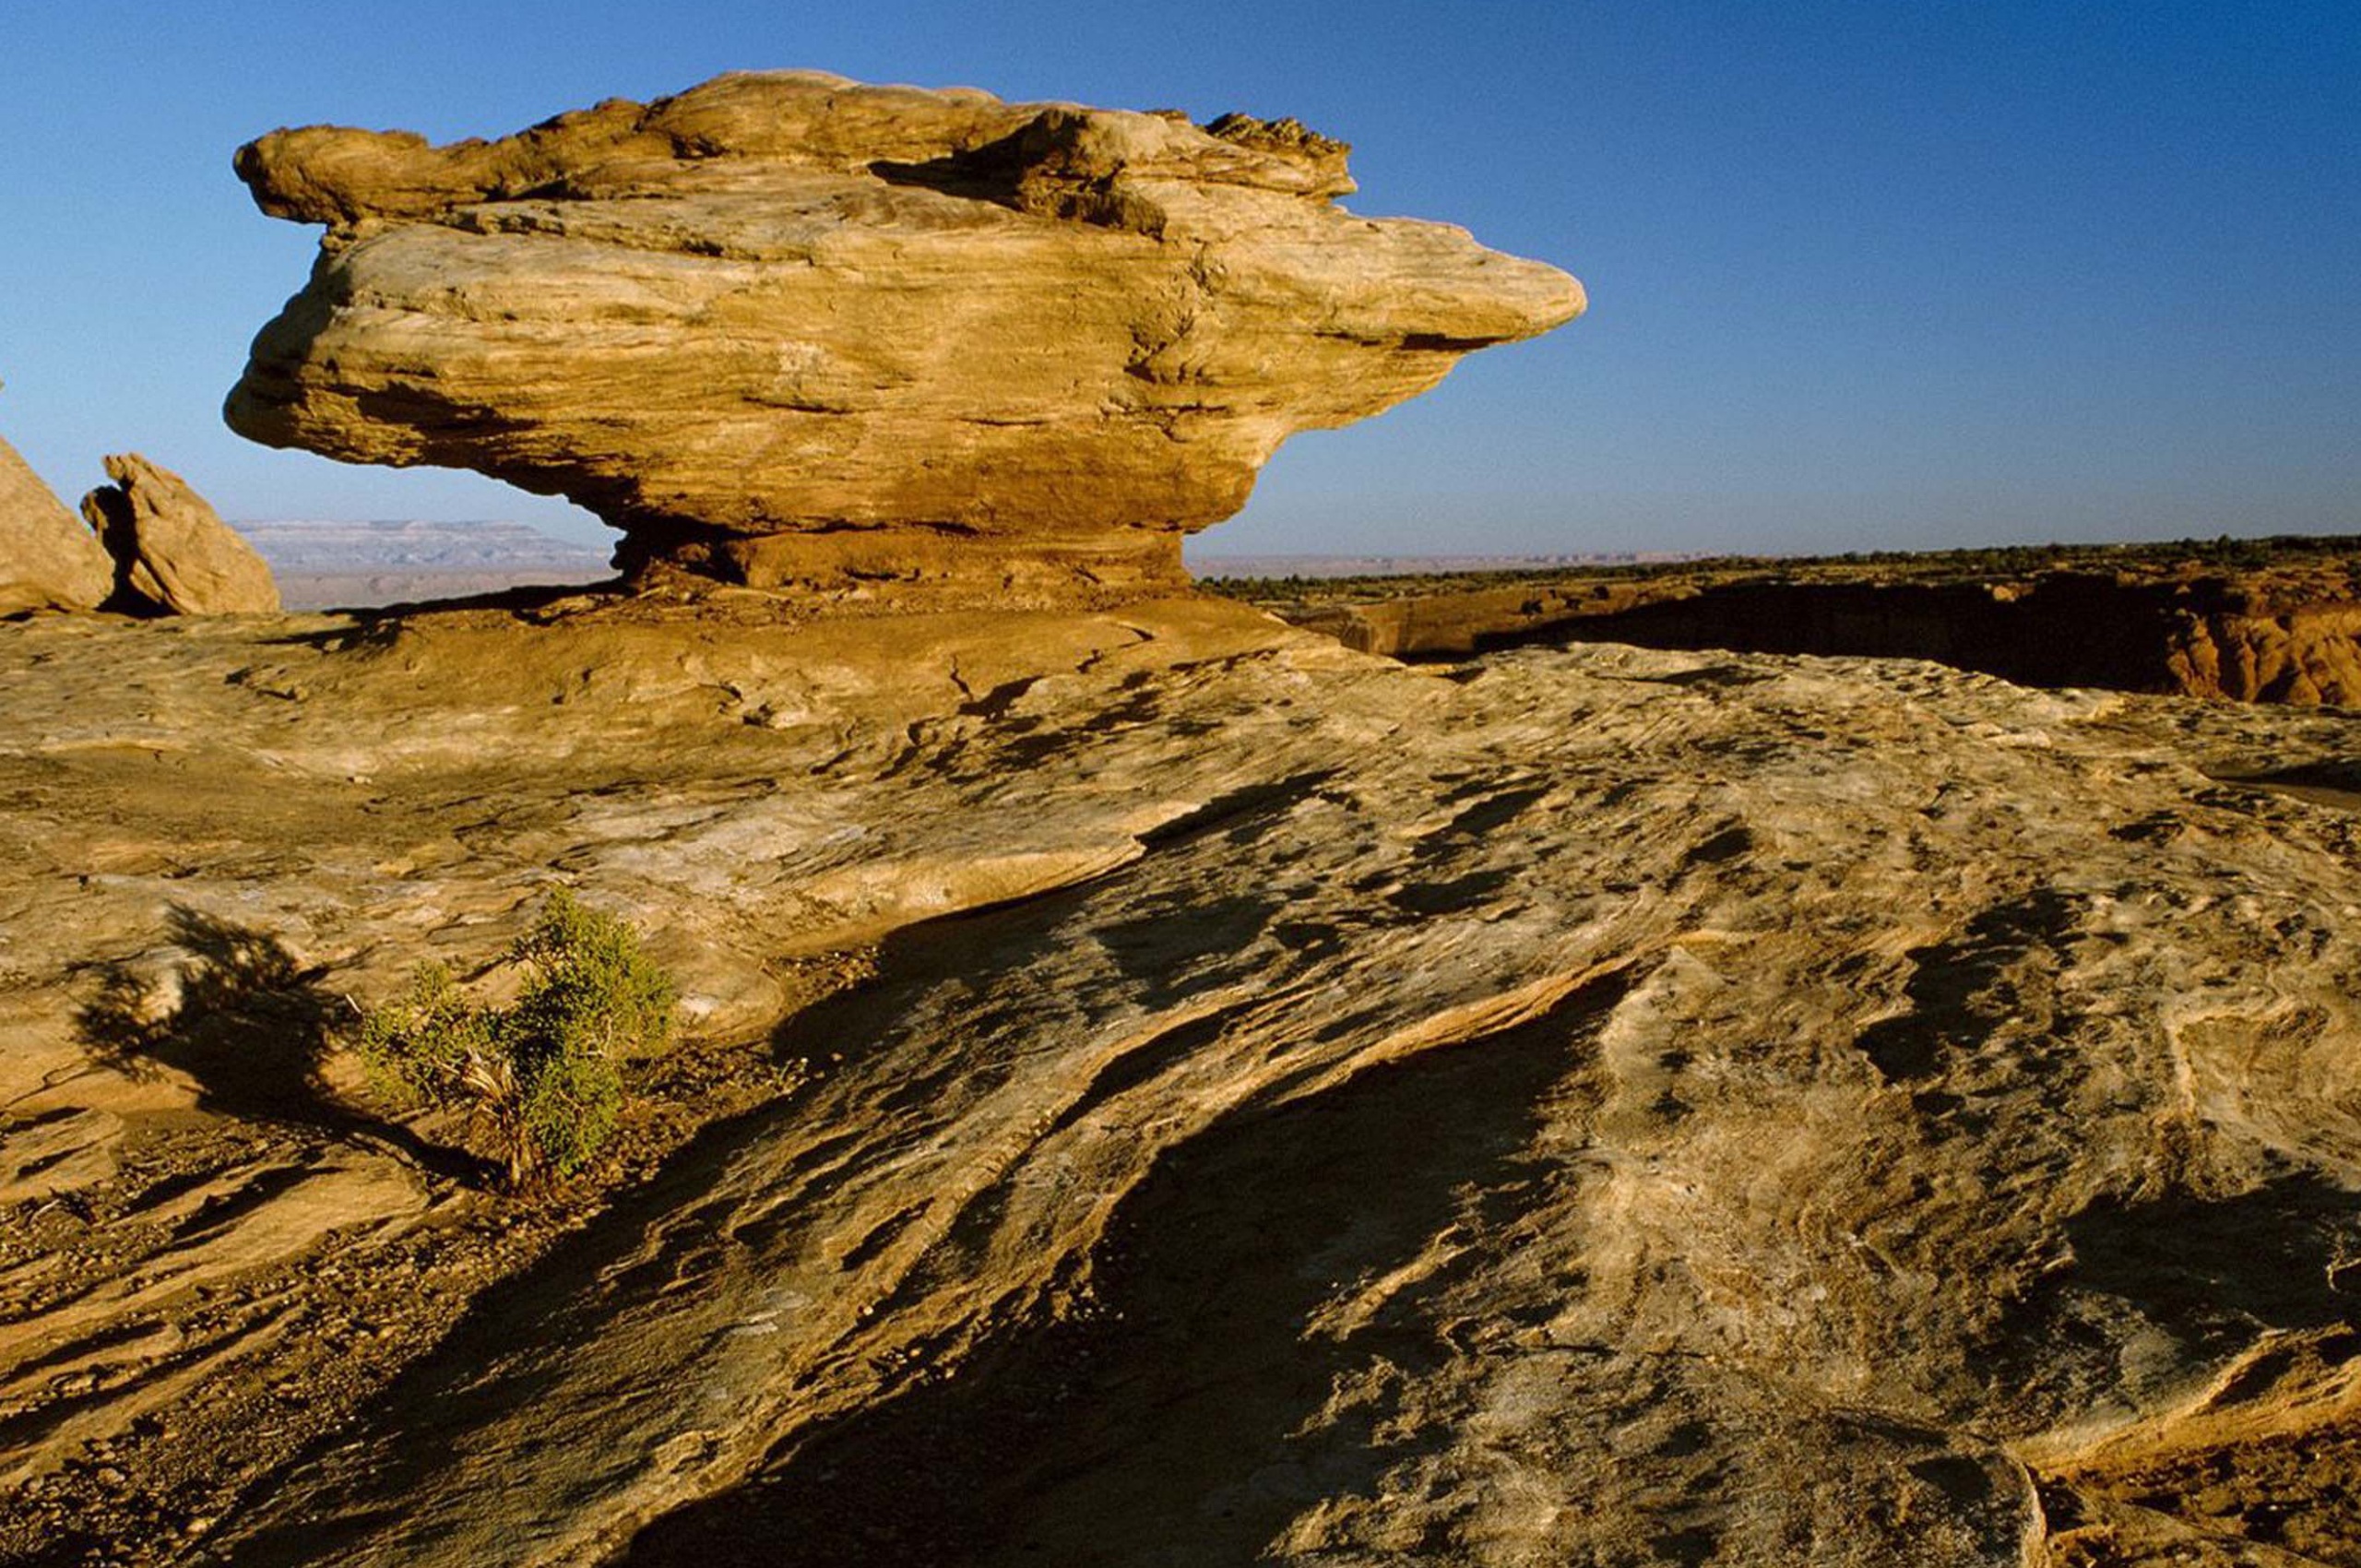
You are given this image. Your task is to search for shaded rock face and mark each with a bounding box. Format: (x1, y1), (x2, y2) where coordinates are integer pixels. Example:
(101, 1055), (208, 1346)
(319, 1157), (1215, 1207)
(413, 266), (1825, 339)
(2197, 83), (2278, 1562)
(79, 453), (279, 615)
(0, 430), (112, 614)
(1287, 568), (2361, 707)
(1597, 575), (2361, 707)
(227, 71), (1584, 606)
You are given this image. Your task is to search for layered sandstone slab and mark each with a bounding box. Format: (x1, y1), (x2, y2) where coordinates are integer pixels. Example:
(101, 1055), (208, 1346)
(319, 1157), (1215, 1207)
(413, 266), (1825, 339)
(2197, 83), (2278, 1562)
(11, 597), (2361, 1562)
(0, 429), (111, 614)
(226, 72), (1584, 604)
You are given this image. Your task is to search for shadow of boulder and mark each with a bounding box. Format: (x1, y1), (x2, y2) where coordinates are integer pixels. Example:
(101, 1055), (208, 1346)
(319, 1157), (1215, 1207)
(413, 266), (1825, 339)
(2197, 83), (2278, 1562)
(76, 906), (476, 1181)
(2062, 1175), (2361, 1350)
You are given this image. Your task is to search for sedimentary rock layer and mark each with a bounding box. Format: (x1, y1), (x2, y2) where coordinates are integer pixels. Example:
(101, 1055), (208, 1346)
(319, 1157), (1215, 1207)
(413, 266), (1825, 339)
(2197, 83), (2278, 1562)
(7, 600), (2361, 1563)
(226, 72), (1584, 604)
(0, 429), (111, 614)
(1275, 561), (2361, 705)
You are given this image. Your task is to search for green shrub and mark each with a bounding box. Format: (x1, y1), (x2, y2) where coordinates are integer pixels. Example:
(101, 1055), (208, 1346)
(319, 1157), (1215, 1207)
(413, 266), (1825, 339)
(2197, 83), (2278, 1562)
(357, 890), (675, 1191)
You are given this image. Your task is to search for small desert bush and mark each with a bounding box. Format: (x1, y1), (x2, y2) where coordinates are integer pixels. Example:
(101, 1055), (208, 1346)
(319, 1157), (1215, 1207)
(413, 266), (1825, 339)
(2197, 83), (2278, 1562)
(356, 890), (675, 1192)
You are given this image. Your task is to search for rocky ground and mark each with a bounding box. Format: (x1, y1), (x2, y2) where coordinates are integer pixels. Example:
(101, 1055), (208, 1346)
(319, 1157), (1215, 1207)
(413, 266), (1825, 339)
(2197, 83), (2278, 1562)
(6, 589), (2361, 1565)
(1219, 536), (2361, 707)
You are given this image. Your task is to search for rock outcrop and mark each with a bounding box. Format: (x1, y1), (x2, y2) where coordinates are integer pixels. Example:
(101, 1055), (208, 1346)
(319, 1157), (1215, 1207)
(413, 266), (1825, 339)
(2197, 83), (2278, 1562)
(9, 600), (2361, 1563)
(79, 453), (279, 615)
(1254, 550), (2361, 707)
(226, 72), (1584, 606)
(0, 427), (112, 614)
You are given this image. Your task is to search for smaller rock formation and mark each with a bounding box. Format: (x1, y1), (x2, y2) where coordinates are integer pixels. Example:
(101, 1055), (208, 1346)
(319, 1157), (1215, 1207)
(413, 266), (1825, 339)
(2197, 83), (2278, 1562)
(0, 422), (113, 615)
(80, 453), (280, 615)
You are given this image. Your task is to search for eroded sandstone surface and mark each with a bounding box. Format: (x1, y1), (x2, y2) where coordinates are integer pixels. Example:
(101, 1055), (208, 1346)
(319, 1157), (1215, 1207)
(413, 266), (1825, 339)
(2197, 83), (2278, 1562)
(6, 596), (2361, 1565)
(0, 429), (112, 614)
(225, 72), (1584, 605)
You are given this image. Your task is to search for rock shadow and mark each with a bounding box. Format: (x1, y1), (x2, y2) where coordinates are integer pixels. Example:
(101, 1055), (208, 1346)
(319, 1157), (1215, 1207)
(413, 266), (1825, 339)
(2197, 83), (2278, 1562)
(2061, 1174), (2361, 1351)
(870, 120), (1069, 215)
(1984, 1167), (2361, 1428)
(74, 905), (469, 1179)
(255, 578), (630, 648)
(1453, 573), (2201, 695)
(2209, 760), (2361, 813)
(621, 974), (1626, 1566)
(1854, 888), (2079, 1085)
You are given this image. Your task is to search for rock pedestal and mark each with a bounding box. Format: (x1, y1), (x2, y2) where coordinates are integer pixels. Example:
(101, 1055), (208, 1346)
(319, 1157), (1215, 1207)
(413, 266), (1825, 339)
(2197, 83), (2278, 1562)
(227, 71), (1584, 607)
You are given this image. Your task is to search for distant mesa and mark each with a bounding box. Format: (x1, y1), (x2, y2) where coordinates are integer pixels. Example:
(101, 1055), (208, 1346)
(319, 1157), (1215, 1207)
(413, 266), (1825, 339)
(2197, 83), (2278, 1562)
(243, 520), (614, 611)
(226, 70), (1584, 609)
(240, 519), (610, 575)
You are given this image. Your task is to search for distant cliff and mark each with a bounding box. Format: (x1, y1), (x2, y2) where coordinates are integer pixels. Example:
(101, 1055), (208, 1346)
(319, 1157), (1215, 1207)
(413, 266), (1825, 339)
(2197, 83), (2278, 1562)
(1252, 545), (2361, 707)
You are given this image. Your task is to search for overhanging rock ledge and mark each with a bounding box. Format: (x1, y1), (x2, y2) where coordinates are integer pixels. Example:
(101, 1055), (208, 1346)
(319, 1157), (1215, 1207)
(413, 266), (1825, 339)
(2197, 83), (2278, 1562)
(227, 70), (1584, 609)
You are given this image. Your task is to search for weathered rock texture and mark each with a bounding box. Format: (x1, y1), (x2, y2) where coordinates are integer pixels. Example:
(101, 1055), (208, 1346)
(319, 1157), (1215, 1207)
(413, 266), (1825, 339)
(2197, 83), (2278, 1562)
(226, 72), (1584, 605)
(8, 600), (2361, 1564)
(78, 453), (279, 615)
(0, 429), (111, 614)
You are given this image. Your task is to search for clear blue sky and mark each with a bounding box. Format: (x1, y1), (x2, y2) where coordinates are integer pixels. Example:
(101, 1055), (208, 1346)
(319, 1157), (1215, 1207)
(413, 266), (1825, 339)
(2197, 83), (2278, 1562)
(2, 1), (2355, 558)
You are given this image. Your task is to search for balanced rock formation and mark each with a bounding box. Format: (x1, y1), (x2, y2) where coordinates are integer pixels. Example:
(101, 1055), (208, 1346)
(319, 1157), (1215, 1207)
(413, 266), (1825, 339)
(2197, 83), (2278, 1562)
(0, 426), (112, 614)
(80, 453), (279, 615)
(227, 71), (1584, 605)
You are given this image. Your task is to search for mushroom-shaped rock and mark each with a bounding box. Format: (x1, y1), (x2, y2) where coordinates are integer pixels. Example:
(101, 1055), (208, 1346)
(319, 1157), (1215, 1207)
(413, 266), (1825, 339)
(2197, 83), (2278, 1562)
(80, 454), (279, 615)
(1, 430), (112, 614)
(227, 71), (1584, 608)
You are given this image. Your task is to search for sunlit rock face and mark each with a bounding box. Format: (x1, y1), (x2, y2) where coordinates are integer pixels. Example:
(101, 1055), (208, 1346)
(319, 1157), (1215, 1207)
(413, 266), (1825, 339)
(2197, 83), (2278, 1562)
(226, 71), (1584, 607)
(0, 428), (111, 614)
(80, 453), (280, 615)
